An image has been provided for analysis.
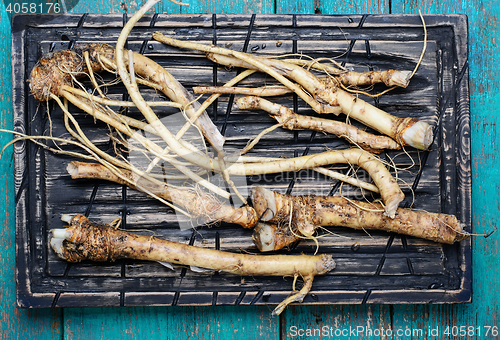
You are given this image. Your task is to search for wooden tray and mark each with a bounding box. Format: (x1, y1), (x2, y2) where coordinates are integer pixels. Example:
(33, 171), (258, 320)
(12, 13), (471, 308)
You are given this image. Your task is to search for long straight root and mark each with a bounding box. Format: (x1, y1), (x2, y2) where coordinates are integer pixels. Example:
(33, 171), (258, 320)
(50, 214), (336, 314)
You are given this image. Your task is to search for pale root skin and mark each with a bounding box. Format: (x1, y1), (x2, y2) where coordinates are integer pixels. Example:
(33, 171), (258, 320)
(66, 146), (403, 219)
(156, 38), (433, 150)
(250, 187), (469, 252)
(240, 148), (404, 218)
(50, 214), (336, 315)
(253, 222), (303, 252)
(285, 59), (412, 88)
(204, 54), (412, 88)
(67, 161), (258, 228)
(122, 49), (225, 152)
(236, 96), (401, 153)
(334, 88), (433, 150)
(336, 69), (411, 88)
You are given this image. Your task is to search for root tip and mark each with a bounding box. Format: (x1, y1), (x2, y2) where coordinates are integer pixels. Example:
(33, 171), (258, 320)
(250, 187), (277, 221)
(389, 70), (412, 88)
(402, 120), (433, 150)
(66, 161), (79, 178)
(252, 223), (277, 252)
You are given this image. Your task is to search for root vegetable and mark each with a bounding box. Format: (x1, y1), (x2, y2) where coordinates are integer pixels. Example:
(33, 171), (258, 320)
(69, 144), (404, 218)
(28, 43), (225, 153)
(67, 161), (258, 228)
(193, 85), (293, 96)
(202, 54), (412, 88)
(212, 53), (432, 150)
(50, 214), (336, 315)
(30, 50), (394, 200)
(236, 95), (401, 153)
(285, 58), (412, 88)
(251, 187), (469, 251)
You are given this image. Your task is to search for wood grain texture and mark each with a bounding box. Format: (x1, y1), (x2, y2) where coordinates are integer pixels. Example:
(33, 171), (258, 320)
(396, 0), (500, 334)
(0, 2), (62, 340)
(15, 14), (465, 307)
(279, 1), (500, 340)
(277, 0), (390, 14)
(63, 306), (278, 339)
(0, 1), (498, 340)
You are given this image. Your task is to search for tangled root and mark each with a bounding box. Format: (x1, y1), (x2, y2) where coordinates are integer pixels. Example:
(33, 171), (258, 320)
(29, 44), (114, 101)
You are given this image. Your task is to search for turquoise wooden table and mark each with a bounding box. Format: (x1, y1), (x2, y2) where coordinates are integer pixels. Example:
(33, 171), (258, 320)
(0, 0), (498, 339)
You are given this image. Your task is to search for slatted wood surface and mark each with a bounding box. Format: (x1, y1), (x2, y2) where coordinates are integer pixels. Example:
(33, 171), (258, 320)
(1, 1), (498, 339)
(11, 13), (471, 311)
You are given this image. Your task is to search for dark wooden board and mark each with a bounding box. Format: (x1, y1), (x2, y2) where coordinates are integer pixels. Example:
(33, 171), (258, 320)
(12, 13), (471, 309)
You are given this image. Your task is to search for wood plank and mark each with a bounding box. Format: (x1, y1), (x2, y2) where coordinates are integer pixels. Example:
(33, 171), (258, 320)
(0, 2), (62, 340)
(279, 2), (499, 340)
(59, 3), (278, 340)
(1, 2), (496, 340)
(391, 0), (500, 334)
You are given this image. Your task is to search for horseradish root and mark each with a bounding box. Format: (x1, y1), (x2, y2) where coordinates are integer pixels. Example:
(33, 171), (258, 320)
(285, 58), (413, 88)
(67, 161), (258, 228)
(236, 96), (401, 153)
(68, 146), (404, 219)
(251, 187), (469, 251)
(153, 34), (433, 150)
(29, 44), (114, 102)
(50, 214), (336, 315)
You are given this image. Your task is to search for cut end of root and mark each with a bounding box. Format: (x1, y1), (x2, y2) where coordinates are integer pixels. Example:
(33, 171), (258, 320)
(454, 223), (471, 242)
(401, 120), (433, 150)
(388, 70), (412, 88)
(50, 228), (73, 259)
(319, 254), (337, 274)
(250, 187), (277, 221)
(52, 228), (72, 239)
(60, 214), (75, 224)
(66, 162), (79, 178)
(50, 236), (65, 257)
(252, 223), (277, 252)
